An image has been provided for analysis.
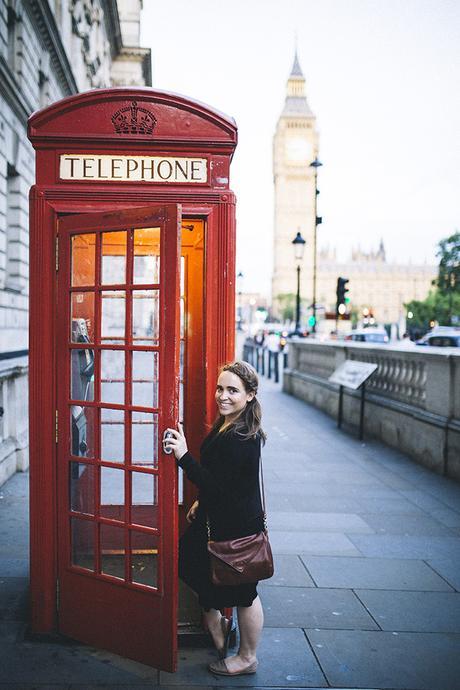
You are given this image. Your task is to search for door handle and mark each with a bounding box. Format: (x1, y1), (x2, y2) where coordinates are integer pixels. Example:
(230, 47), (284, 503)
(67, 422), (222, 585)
(162, 430), (174, 454)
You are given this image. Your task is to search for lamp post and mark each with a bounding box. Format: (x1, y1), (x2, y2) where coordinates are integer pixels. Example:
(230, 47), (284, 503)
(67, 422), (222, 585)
(292, 230), (306, 334)
(237, 271), (243, 331)
(309, 157), (322, 334)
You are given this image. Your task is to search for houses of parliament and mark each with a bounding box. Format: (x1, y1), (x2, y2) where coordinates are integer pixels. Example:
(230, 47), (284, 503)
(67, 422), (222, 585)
(272, 54), (436, 326)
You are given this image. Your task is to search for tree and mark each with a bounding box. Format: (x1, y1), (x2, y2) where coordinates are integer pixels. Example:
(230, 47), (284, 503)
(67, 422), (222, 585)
(435, 231), (460, 297)
(405, 232), (460, 331)
(275, 293), (306, 322)
(405, 290), (460, 330)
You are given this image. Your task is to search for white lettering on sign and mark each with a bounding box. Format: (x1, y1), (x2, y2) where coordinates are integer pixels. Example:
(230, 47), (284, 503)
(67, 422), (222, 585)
(59, 154), (207, 183)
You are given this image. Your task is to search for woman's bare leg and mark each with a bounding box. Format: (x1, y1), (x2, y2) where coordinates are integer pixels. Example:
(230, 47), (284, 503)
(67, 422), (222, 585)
(222, 596), (263, 672)
(203, 608), (225, 650)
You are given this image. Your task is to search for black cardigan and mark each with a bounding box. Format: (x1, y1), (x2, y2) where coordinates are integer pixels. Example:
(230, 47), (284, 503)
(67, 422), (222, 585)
(177, 428), (264, 540)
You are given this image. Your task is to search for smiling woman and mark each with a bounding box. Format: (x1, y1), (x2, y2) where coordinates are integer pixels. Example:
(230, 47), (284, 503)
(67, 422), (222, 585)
(164, 361), (270, 677)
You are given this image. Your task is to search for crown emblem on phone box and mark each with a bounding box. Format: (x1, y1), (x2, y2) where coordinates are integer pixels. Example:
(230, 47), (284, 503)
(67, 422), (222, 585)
(112, 101), (157, 135)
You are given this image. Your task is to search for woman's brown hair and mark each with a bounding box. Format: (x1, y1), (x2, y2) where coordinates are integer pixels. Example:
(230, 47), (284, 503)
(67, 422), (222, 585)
(212, 360), (267, 443)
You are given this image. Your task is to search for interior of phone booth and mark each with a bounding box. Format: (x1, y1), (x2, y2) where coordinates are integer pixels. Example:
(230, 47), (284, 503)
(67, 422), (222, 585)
(70, 217), (205, 627)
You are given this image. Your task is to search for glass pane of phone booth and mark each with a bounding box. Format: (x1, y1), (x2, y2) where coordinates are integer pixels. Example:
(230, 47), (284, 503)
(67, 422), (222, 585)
(67, 226), (163, 590)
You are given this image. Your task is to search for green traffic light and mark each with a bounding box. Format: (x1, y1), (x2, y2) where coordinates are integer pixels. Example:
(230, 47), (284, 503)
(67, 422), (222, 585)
(308, 315), (316, 327)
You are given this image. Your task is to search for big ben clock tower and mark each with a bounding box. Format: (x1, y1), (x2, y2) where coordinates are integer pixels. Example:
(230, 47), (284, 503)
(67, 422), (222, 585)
(272, 52), (319, 319)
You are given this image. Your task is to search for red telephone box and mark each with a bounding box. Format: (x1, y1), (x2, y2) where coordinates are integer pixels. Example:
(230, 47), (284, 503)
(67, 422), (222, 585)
(27, 88), (237, 672)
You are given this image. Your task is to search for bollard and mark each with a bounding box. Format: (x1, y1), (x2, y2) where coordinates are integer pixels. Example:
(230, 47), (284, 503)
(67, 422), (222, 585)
(274, 351), (279, 383)
(267, 351), (272, 379)
(261, 348), (265, 376)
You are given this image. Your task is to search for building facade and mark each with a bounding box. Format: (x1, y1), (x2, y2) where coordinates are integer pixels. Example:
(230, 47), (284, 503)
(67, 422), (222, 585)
(272, 52), (319, 314)
(272, 53), (436, 327)
(316, 244), (436, 326)
(0, 0), (151, 485)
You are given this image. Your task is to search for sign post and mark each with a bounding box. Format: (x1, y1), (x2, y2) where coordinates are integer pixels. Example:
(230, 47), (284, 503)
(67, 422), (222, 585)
(329, 361), (378, 440)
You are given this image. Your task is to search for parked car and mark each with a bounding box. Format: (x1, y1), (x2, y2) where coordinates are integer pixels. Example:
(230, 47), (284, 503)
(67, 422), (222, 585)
(345, 328), (389, 344)
(416, 327), (460, 347)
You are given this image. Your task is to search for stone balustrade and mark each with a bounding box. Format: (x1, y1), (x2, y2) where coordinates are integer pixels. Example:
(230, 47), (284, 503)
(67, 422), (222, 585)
(284, 340), (460, 480)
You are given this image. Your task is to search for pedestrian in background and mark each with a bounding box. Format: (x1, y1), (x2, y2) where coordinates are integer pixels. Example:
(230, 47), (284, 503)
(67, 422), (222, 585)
(165, 360), (267, 677)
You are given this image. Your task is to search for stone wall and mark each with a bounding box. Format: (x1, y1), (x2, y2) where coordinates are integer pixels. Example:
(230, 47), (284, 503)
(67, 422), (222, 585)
(0, 357), (28, 486)
(283, 340), (460, 480)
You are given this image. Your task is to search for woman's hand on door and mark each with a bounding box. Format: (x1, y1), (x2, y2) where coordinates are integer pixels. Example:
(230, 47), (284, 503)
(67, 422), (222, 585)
(164, 422), (188, 461)
(186, 500), (199, 523)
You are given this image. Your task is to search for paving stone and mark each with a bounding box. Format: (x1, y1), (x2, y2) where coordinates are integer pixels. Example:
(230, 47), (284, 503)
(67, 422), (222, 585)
(357, 513), (455, 536)
(260, 586), (378, 630)
(159, 628), (327, 687)
(300, 555), (454, 591)
(0, 642), (159, 684)
(0, 576), (29, 619)
(430, 505), (460, 527)
(427, 556), (460, 591)
(354, 497), (426, 514)
(0, 686), (69, 690)
(399, 489), (458, 514)
(306, 629), (460, 690)
(316, 485), (401, 499)
(0, 472), (29, 497)
(267, 482), (330, 498)
(0, 620), (27, 642)
(348, 534), (460, 560)
(68, 686), (163, 690)
(0, 558), (29, 577)
(264, 494), (294, 511)
(355, 589), (460, 632)
(269, 511), (375, 534)
(259, 554), (315, 587)
(283, 495), (366, 513)
(270, 531), (361, 556)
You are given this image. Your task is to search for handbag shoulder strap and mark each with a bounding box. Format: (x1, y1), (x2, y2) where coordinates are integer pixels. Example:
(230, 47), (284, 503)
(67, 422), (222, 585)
(259, 453), (268, 531)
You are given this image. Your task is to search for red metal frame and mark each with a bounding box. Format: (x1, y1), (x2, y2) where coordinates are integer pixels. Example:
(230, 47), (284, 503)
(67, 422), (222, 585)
(28, 89), (237, 672)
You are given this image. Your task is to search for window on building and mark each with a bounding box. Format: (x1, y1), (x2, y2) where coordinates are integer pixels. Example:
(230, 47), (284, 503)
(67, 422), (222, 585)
(7, 2), (18, 69)
(5, 163), (24, 293)
(39, 51), (51, 108)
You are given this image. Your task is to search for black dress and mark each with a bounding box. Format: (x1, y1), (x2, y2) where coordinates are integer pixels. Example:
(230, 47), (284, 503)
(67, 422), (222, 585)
(177, 427), (264, 610)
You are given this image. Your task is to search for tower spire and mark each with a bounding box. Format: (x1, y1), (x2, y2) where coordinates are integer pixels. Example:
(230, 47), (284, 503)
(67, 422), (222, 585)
(290, 49), (304, 78)
(282, 50), (313, 116)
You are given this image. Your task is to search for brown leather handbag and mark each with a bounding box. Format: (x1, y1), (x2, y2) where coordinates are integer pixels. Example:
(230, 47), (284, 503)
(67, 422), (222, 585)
(206, 461), (274, 587)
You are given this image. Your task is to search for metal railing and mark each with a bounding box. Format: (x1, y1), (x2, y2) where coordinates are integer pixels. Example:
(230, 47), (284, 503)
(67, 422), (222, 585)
(242, 338), (288, 383)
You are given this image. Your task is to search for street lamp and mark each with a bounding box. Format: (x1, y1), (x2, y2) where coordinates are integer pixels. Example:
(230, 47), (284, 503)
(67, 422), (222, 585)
(292, 230), (306, 334)
(310, 157), (322, 333)
(237, 271), (244, 331)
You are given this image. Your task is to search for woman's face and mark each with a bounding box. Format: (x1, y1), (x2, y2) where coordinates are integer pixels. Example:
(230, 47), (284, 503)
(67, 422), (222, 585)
(215, 371), (254, 420)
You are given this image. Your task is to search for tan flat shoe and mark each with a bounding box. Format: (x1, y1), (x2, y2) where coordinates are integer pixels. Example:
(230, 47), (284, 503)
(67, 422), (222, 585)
(208, 658), (258, 676)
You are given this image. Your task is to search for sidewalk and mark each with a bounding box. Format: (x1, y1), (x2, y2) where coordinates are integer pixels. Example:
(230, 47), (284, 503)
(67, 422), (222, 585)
(1, 376), (460, 689)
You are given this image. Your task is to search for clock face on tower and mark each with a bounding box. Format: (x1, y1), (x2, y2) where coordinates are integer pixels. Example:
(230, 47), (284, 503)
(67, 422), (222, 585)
(285, 137), (313, 164)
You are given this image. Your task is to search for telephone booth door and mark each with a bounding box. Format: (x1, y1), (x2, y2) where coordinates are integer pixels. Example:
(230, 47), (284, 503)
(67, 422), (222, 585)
(55, 205), (181, 671)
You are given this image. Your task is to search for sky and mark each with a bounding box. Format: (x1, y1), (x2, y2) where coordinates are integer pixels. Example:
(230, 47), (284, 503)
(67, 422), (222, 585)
(141, 0), (460, 297)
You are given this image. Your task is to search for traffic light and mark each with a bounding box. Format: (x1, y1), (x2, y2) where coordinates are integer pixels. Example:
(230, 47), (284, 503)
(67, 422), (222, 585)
(308, 315), (316, 328)
(336, 277), (349, 317)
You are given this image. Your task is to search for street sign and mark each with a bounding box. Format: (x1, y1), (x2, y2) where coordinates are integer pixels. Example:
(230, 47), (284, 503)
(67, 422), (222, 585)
(329, 360), (377, 390)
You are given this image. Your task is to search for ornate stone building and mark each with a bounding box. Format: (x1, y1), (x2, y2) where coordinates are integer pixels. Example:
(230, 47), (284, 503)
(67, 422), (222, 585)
(272, 52), (319, 314)
(316, 243), (436, 326)
(0, 0), (151, 485)
(272, 53), (436, 327)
